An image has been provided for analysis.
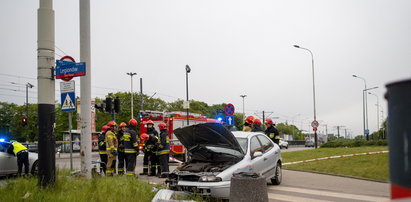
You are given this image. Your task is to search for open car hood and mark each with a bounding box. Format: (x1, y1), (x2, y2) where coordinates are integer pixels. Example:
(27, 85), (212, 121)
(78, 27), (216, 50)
(174, 123), (244, 161)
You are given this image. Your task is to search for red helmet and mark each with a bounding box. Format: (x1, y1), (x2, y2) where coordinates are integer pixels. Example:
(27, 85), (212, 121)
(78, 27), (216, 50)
(128, 118), (137, 127)
(146, 120), (154, 125)
(101, 125), (109, 133)
(265, 118), (274, 125)
(245, 116), (254, 124)
(119, 122), (127, 128)
(253, 118), (261, 125)
(158, 122), (167, 130)
(107, 121), (117, 128)
(140, 133), (149, 141)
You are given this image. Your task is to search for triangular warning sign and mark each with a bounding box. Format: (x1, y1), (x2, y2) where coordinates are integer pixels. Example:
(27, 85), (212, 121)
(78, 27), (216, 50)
(62, 94), (74, 110)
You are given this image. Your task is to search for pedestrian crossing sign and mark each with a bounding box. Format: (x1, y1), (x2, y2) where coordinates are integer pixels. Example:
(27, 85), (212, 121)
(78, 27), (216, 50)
(61, 92), (76, 112)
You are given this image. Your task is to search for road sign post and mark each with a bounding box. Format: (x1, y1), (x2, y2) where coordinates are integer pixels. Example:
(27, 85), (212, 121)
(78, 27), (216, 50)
(60, 81), (76, 170)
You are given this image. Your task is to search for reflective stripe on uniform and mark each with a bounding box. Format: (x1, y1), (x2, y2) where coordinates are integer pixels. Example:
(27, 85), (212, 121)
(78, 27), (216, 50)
(269, 134), (275, 138)
(126, 172), (135, 176)
(157, 150), (170, 155)
(99, 151), (107, 154)
(143, 166), (149, 169)
(275, 136), (281, 139)
(125, 150), (137, 153)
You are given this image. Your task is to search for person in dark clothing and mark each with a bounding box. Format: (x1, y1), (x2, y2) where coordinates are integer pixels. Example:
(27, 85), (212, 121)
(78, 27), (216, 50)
(140, 120), (159, 176)
(7, 140), (29, 176)
(252, 118), (263, 132)
(264, 118), (280, 145)
(123, 118), (139, 176)
(157, 122), (170, 178)
(116, 122), (127, 175)
(98, 125), (109, 174)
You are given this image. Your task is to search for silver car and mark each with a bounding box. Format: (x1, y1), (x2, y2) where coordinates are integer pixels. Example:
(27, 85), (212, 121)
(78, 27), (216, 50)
(0, 141), (39, 176)
(166, 123), (282, 199)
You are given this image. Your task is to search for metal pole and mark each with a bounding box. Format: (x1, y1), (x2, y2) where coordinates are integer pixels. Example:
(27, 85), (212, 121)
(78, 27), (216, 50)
(185, 65), (190, 126)
(79, 0), (92, 179)
(353, 75), (367, 140)
(69, 112), (73, 170)
(127, 72), (136, 119)
(240, 95), (246, 124)
(26, 84), (29, 142)
(140, 78), (143, 113)
(37, 0), (55, 187)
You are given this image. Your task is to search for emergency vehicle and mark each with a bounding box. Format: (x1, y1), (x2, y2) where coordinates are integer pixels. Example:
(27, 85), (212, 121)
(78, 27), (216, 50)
(139, 110), (220, 161)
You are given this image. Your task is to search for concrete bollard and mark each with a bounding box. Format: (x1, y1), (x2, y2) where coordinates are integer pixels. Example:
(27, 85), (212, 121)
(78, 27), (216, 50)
(230, 172), (268, 202)
(386, 79), (411, 200)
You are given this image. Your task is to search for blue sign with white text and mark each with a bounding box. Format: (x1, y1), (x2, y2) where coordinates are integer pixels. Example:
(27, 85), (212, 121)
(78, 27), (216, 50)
(56, 60), (86, 79)
(61, 92), (76, 112)
(226, 116), (234, 126)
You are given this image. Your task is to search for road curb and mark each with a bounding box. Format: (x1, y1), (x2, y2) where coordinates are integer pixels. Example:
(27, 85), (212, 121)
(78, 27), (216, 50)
(283, 168), (389, 184)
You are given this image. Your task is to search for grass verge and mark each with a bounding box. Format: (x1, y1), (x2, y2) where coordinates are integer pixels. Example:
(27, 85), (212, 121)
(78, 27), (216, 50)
(282, 146), (389, 181)
(282, 146), (388, 163)
(0, 170), (158, 202)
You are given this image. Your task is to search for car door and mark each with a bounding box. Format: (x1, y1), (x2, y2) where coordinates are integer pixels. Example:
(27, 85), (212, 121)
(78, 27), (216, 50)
(257, 135), (277, 178)
(0, 142), (17, 175)
(249, 136), (265, 175)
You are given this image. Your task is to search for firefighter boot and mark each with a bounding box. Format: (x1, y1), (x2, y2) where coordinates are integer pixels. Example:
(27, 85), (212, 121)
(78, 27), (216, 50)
(139, 167), (148, 175)
(149, 167), (156, 176)
(157, 167), (162, 177)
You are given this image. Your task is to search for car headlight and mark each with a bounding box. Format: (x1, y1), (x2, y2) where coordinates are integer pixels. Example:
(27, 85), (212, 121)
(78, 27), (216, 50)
(198, 175), (222, 182)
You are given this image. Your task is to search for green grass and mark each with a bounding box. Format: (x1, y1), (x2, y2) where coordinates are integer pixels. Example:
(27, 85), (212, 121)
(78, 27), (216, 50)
(0, 170), (157, 202)
(282, 146), (388, 163)
(282, 146), (389, 181)
(284, 153), (389, 181)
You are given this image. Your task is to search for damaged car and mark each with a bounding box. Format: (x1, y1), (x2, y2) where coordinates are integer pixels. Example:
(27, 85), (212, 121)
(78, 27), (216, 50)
(166, 123), (282, 199)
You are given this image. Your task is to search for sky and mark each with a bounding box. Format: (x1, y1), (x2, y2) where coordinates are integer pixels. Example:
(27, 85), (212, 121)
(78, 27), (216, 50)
(1, 0), (410, 136)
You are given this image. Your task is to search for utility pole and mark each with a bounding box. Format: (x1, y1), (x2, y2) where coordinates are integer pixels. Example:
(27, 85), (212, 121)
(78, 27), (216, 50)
(37, 0), (56, 187)
(140, 78), (143, 114)
(240, 95), (247, 123)
(25, 83), (34, 142)
(127, 72), (137, 119)
(185, 65), (191, 126)
(79, 0), (92, 179)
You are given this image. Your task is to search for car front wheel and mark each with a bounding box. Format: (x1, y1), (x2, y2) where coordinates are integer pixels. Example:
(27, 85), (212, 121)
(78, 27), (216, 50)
(271, 162), (282, 185)
(31, 160), (38, 175)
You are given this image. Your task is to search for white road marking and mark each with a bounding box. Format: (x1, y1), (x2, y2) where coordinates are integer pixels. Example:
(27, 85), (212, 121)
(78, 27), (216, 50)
(268, 186), (388, 202)
(268, 192), (331, 202)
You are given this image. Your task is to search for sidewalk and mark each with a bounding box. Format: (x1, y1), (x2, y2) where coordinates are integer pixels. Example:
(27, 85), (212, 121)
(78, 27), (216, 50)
(55, 152), (100, 159)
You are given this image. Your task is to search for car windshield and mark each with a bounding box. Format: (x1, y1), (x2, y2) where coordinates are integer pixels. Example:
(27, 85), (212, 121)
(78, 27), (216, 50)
(235, 138), (248, 154)
(204, 146), (244, 158)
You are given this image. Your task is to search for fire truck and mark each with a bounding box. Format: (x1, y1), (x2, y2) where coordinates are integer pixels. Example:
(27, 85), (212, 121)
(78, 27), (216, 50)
(139, 110), (220, 162)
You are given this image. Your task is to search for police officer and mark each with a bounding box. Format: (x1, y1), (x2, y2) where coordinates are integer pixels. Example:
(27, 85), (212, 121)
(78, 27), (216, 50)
(243, 116), (254, 132)
(105, 121), (118, 176)
(116, 122), (127, 175)
(98, 125), (109, 174)
(123, 118), (139, 176)
(252, 118), (263, 132)
(7, 140), (29, 176)
(265, 118), (280, 145)
(157, 122), (170, 178)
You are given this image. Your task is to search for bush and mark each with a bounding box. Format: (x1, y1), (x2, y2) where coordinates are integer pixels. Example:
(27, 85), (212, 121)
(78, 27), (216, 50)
(321, 138), (387, 148)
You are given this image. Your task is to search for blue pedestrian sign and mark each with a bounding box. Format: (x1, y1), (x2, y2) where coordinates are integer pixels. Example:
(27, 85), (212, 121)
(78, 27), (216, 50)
(61, 92), (76, 112)
(226, 116), (234, 126)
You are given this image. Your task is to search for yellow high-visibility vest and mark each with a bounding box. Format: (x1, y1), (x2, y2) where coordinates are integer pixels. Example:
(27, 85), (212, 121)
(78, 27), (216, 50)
(12, 142), (27, 155)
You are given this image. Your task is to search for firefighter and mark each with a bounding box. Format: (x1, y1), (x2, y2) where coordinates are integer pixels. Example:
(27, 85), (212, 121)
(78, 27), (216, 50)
(116, 122), (127, 175)
(7, 140), (29, 176)
(105, 121), (118, 176)
(139, 120), (158, 175)
(243, 116), (254, 132)
(265, 118), (280, 145)
(145, 130), (159, 176)
(98, 125), (109, 174)
(252, 118), (263, 132)
(139, 133), (150, 175)
(123, 118), (139, 176)
(157, 122), (170, 178)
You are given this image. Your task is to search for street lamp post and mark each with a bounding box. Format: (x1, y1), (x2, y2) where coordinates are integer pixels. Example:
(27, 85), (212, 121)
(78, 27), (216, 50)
(368, 92), (380, 135)
(294, 45), (318, 148)
(126, 72), (137, 119)
(185, 65), (191, 126)
(240, 95), (247, 123)
(25, 82), (34, 141)
(352, 74), (369, 140)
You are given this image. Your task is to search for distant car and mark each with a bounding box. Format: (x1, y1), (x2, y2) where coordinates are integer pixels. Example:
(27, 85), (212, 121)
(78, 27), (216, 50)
(305, 141), (315, 147)
(0, 141), (39, 176)
(166, 123), (282, 199)
(279, 138), (288, 149)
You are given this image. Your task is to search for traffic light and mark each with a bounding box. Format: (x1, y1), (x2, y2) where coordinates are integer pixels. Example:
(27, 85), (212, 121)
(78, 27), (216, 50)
(114, 97), (120, 114)
(95, 103), (105, 112)
(21, 117), (28, 126)
(105, 97), (112, 112)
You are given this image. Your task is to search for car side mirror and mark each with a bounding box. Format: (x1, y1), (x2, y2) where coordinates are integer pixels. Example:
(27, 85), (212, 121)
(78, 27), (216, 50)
(253, 151), (263, 158)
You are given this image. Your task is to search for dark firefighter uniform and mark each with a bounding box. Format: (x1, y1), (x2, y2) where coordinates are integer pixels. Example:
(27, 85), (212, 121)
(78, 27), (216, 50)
(7, 141), (29, 176)
(157, 128), (170, 178)
(116, 129), (126, 175)
(145, 132), (159, 176)
(140, 126), (159, 175)
(98, 130), (108, 174)
(105, 129), (118, 176)
(265, 125), (280, 145)
(123, 127), (139, 176)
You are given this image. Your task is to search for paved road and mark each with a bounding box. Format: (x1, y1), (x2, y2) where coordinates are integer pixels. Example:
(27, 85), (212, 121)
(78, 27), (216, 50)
(57, 152), (389, 201)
